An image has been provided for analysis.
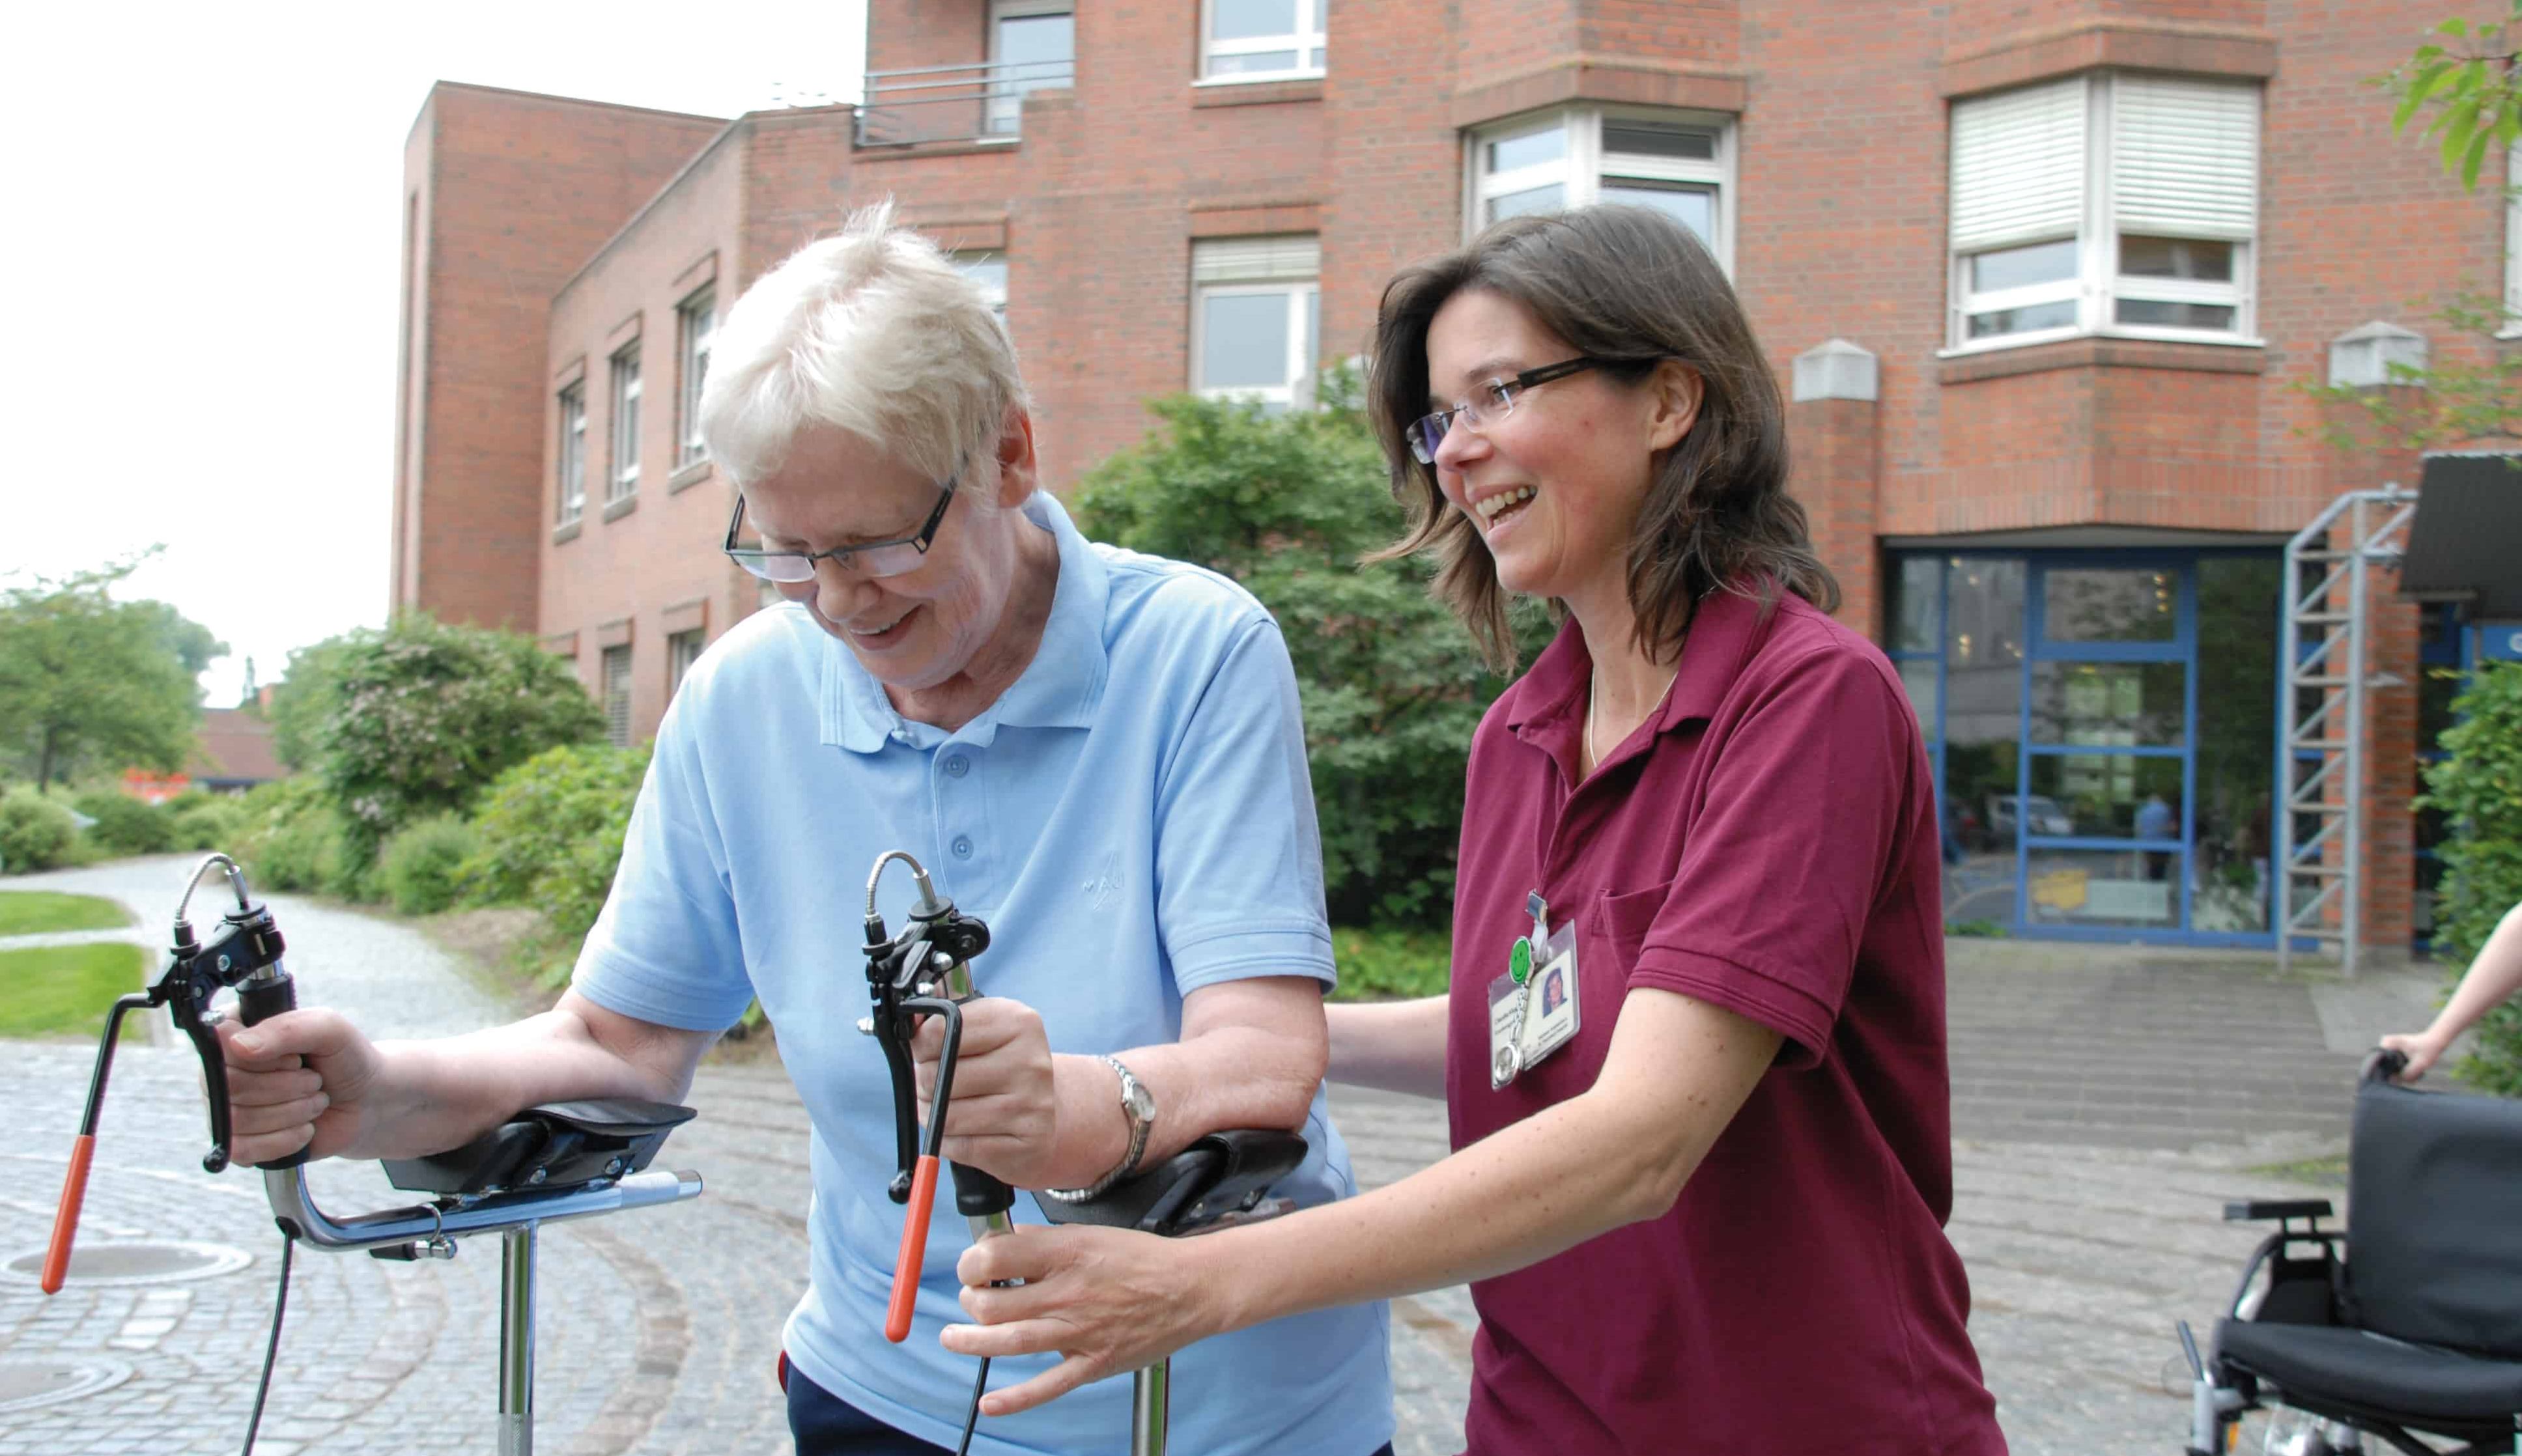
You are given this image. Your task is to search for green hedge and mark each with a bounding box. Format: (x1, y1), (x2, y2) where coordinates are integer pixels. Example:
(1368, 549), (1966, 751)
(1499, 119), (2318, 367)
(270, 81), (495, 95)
(71, 791), (174, 856)
(0, 790), (79, 875)
(2420, 660), (2522, 1093)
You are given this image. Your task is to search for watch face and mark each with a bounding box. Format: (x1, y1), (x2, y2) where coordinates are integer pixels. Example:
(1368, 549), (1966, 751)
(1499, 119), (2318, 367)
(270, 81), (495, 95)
(1122, 1076), (1157, 1122)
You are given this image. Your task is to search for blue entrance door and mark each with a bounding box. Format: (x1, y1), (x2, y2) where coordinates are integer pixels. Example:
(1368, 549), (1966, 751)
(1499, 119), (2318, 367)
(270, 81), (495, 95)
(1891, 551), (2282, 945)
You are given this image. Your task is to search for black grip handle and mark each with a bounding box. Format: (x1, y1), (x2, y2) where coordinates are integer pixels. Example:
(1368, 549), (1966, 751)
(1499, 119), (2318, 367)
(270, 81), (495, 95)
(951, 1160), (1015, 1218)
(236, 972), (311, 1170)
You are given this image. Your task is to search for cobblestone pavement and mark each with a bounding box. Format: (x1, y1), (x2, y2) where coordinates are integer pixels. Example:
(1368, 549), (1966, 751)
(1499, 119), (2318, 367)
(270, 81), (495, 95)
(0, 861), (2451, 1454)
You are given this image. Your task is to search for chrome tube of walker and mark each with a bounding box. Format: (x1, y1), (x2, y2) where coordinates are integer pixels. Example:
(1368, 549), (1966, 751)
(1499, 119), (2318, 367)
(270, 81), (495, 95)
(501, 1225), (537, 1456)
(1131, 1360), (1170, 1456)
(262, 1166), (703, 1252)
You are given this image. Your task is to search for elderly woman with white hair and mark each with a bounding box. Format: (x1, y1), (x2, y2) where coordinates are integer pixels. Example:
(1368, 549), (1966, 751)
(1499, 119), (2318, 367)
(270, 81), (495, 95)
(212, 203), (1397, 1456)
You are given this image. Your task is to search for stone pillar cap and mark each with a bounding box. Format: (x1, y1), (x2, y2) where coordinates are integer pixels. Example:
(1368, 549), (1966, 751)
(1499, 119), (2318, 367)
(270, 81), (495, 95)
(1792, 338), (1878, 402)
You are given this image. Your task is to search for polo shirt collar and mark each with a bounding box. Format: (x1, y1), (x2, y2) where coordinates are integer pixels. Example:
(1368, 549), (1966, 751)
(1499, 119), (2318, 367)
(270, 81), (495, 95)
(1504, 581), (1776, 748)
(824, 491), (1110, 753)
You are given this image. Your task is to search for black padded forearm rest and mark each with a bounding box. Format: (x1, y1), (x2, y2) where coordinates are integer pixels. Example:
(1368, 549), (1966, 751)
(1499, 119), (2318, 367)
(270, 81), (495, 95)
(381, 1098), (697, 1197)
(1037, 1128), (1307, 1237)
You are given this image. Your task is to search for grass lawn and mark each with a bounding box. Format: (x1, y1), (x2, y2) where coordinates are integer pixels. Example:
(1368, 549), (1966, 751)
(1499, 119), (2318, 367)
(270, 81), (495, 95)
(0, 890), (132, 938)
(1329, 925), (1452, 1001)
(0, 942), (150, 1039)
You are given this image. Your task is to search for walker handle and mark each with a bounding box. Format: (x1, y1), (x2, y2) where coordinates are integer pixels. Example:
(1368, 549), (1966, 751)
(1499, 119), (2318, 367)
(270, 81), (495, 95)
(887, 1154), (941, 1341)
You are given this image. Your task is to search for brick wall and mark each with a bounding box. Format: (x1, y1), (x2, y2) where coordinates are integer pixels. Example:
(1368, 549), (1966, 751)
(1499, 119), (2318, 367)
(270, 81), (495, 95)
(393, 83), (723, 633)
(400, 0), (2483, 944)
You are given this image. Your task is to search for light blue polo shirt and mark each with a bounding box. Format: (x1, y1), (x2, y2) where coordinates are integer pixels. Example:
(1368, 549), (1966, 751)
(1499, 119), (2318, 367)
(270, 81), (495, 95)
(573, 492), (1394, 1456)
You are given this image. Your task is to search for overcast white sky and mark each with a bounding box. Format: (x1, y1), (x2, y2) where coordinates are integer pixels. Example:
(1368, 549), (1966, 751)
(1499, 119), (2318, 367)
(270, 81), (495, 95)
(0, 1), (868, 707)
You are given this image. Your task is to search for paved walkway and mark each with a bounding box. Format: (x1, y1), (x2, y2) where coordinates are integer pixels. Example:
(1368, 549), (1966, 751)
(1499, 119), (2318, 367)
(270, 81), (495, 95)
(0, 860), (2456, 1454)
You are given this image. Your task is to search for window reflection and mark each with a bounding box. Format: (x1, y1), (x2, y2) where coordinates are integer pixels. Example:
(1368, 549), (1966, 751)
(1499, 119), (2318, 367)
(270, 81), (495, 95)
(2045, 568), (2175, 642)
(2030, 662), (2186, 746)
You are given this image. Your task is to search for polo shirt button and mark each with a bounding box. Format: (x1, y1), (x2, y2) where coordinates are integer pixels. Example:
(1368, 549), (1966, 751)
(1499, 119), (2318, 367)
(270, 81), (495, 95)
(944, 755), (970, 778)
(952, 835), (974, 860)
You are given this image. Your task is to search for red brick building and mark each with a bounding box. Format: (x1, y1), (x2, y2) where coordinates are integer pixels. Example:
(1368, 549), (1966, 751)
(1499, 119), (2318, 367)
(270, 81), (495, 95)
(392, 0), (2507, 956)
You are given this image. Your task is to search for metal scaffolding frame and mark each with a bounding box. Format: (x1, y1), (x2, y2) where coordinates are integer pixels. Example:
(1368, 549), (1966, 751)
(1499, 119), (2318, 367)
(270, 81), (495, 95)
(2275, 485), (2419, 977)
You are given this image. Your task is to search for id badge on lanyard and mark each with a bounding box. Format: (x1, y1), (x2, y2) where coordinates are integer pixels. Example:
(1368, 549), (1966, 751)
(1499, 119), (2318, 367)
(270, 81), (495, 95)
(1488, 890), (1580, 1089)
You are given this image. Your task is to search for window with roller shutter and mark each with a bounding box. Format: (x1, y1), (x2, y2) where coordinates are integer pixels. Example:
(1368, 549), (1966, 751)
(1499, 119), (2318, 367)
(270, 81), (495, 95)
(1948, 74), (2259, 351)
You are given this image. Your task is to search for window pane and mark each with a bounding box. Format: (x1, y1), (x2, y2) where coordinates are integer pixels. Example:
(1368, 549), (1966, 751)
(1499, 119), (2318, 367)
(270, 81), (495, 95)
(997, 12), (1073, 70)
(1486, 183), (1564, 223)
(1968, 238), (2078, 292)
(1897, 659), (1938, 731)
(1890, 556), (1940, 652)
(1966, 300), (2078, 338)
(2029, 753), (2184, 838)
(1202, 292), (1292, 388)
(1600, 183), (1713, 246)
(2026, 848), (2179, 927)
(2192, 557), (2280, 933)
(2044, 568), (2175, 643)
(1211, 0), (1296, 40)
(1486, 126), (1565, 175)
(1602, 119), (1716, 160)
(2030, 662), (2186, 747)
(1940, 557), (2026, 928)
(1211, 49), (1301, 73)
(2114, 299), (2237, 331)
(2118, 236), (2233, 281)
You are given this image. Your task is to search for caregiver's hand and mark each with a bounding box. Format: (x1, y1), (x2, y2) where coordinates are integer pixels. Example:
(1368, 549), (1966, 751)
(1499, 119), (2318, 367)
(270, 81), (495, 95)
(911, 996), (1074, 1188)
(944, 1224), (1229, 1416)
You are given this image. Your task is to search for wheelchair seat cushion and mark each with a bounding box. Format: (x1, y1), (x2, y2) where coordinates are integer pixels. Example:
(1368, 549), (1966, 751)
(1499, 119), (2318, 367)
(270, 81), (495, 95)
(2217, 1319), (2522, 1425)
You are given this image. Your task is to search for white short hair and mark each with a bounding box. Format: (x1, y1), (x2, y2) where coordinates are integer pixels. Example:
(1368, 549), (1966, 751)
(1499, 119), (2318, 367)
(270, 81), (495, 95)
(700, 199), (1025, 494)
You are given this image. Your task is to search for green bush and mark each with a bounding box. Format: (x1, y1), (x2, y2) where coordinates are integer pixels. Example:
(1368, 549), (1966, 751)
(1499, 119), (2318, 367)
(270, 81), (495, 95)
(1071, 376), (1549, 926)
(71, 790), (175, 856)
(0, 789), (79, 875)
(1327, 925), (1452, 1000)
(459, 743), (651, 981)
(2420, 660), (2522, 1093)
(232, 777), (356, 896)
(287, 615), (606, 878)
(169, 797), (249, 852)
(380, 815), (481, 916)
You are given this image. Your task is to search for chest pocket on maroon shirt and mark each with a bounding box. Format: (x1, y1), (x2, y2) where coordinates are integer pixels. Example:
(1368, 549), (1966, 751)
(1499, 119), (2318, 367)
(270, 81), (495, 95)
(1565, 879), (1674, 1066)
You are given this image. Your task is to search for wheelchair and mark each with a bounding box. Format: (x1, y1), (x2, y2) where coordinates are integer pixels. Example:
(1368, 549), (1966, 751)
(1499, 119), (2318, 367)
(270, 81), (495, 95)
(2179, 1049), (2522, 1456)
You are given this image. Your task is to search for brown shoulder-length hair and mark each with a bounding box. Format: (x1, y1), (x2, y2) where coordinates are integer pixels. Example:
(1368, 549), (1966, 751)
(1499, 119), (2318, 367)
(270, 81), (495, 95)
(1368, 204), (1837, 673)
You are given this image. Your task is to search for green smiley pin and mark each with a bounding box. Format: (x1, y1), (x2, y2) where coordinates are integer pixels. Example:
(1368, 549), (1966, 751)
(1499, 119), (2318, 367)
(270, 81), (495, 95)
(1509, 936), (1533, 985)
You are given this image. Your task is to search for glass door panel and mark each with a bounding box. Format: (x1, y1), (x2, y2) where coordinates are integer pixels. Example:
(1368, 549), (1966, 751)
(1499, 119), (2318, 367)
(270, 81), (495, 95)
(2022, 559), (2192, 931)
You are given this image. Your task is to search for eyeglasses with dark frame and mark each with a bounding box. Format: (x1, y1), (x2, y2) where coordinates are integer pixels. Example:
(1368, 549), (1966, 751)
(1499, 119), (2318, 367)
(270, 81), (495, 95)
(1408, 356), (1604, 465)
(722, 478), (957, 583)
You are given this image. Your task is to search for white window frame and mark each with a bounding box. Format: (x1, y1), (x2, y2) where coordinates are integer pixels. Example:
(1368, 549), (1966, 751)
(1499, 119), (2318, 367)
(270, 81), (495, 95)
(556, 383), (586, 525)
(601, 644), (633, 748)
(666, 628), (705, 699)
(987, 0), (1073, 137)
(1946, 74), (2261, 355)
(676, 290), (713, 469)
(1464, 107), (1735, 275)
(1190, 236), (1320, 411)
(608, 344), (641, 502)
(1197, 0), (1327, 85)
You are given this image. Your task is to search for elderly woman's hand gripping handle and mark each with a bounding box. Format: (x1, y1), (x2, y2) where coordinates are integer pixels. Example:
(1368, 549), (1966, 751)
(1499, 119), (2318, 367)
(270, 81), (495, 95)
(941, 985), (1783, 1416)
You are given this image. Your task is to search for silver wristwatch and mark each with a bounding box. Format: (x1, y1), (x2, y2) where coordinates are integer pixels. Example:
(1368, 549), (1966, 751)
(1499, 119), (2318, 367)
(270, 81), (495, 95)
(1040, 1055), (1156, 1203)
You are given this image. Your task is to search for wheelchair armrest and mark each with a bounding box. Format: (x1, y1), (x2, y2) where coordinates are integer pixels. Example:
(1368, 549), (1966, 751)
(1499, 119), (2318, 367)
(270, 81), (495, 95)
(2223, 1199), (2334, 1223)
(380, 1098), (697, 1197)
(1036, 1128), (1309, 1237)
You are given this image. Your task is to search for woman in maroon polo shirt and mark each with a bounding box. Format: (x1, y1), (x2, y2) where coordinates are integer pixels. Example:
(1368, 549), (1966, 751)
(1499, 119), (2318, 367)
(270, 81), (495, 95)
(944, 205), (2007, 1454)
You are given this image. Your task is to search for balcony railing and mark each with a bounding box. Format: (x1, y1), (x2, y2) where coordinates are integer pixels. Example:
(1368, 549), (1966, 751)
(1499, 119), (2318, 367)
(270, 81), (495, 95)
(855, 58), (1075, 147)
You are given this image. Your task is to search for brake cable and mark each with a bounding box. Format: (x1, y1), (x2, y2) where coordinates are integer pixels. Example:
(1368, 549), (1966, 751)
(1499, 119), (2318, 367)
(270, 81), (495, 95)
(860, 850), (1013, 1454)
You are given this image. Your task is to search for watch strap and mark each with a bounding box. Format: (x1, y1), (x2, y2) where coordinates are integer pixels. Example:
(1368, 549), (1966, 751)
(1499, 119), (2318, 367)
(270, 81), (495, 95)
(1040, 1055), (1154, 1203)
